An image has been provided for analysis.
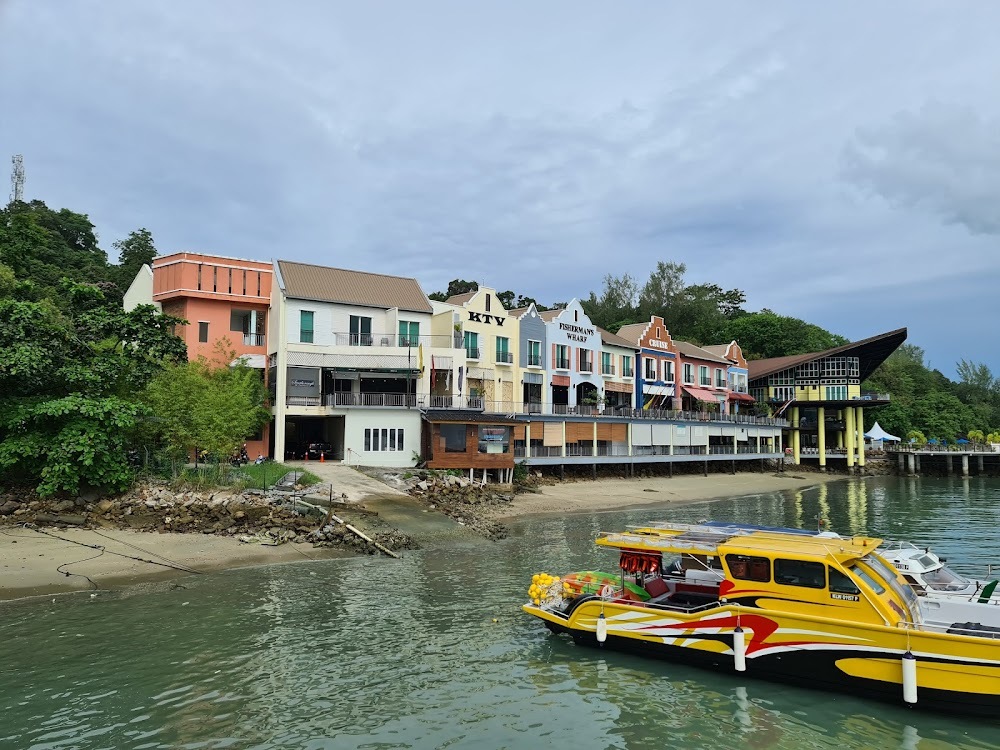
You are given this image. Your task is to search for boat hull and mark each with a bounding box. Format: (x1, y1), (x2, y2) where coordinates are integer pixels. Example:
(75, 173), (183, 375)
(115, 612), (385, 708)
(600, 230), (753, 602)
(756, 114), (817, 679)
(528, 601), (1000, 716)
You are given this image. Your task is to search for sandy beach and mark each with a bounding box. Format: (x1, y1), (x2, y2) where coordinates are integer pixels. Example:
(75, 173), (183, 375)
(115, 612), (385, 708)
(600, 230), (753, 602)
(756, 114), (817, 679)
(497, 470), (844, 519)
(1, 471), (842, 601)
(0, 527), (349, 601)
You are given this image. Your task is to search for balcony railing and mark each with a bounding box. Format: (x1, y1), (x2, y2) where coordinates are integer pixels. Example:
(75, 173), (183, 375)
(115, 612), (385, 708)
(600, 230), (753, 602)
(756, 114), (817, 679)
(242, 332), (265, 347)
(495, 351), (514, 364)
(466, 347), (481, 360)
(327, 332), (466, 349)
(555, 358), (570, 370)
(601, 364), (616, 376)
(527, 354), (543, 367)
(322, 392), (418, 408)
(580, 360), (593, 373)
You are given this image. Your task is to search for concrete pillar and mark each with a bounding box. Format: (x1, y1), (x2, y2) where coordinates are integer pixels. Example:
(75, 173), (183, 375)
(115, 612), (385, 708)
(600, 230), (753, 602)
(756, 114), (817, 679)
(962, 454), (969, 477)
(915, 454), (921, 473)
(906, 453), (915, 476)
(627, 422), (633, 457)
(561, 421), (567, 458)
(592, 421), (598, 457)
(978, 455), (985, 473)
(525, 423), (531, 459)
(837, 410), (844, 449)
(855, 407), (865, 468)
(817, 406), (826, 469)
(791, 407), (801, 465)
(897, 452), (904, 472)
(844, 408), (855, 469)
(946, 455), (953, 476)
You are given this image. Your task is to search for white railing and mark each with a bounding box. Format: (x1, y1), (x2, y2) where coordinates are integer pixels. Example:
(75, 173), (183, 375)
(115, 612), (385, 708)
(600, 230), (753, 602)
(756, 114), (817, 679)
(242, 332), (265, 347)
(321, 392), (417, 408)
(329, 332), (465, 349)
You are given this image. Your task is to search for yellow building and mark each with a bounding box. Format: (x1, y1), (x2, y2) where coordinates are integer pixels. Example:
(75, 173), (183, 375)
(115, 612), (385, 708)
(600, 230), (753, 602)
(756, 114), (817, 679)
(748, 328), (906, 470)
(440, 287), (520, 410)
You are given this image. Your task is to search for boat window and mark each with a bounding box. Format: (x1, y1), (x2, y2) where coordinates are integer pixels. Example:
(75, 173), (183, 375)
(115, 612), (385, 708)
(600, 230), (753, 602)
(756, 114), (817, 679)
(864, 555), (921, 617)
(829, 568), (860, 595)
(916, 554), (938, 569)
(852, 566), (885, 595)
(922, 566), (972, 592)
(774, 559), (825, 589)
(726, 554), (770, 582)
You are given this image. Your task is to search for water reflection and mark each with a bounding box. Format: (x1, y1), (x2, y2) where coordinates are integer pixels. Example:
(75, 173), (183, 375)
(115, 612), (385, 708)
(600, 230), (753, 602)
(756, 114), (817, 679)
(2, 476), (1000, 749)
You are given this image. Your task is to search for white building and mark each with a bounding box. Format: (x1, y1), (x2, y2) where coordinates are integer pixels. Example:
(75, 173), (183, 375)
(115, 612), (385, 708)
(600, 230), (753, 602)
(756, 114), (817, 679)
(540, 300), (603, 413)
(269, 260), (463, 467)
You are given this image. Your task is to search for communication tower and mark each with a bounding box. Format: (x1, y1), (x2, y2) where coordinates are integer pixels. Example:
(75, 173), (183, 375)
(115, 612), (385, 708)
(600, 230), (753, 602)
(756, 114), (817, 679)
(10, 154), (25, 203)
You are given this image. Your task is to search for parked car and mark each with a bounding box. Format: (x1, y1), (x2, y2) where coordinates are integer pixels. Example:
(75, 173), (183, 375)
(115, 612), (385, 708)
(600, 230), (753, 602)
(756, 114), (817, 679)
(306, 442), (332, 460)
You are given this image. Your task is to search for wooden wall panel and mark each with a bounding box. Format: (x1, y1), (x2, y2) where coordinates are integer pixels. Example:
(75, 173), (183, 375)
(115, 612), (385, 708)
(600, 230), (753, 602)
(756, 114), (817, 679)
(566, 422), (593, 443)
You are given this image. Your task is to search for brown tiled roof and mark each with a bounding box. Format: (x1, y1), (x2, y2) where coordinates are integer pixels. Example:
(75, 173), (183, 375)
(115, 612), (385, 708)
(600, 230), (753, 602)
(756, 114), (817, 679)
(614, 322), (648, 344)
(538, 309), (562, 322)
(676, 341), (732, 364)
(598, 327), (637, 349)
(277, 260), (433, 313)
(445, 291), (477, 305)
(508, 306), (530, 318)
(702, 344), (729, 357)
(747, 327), (907, 382)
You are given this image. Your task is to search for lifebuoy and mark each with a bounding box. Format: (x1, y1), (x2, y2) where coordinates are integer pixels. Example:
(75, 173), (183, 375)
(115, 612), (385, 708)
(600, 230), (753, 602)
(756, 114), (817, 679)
(600, 584), (614, 599)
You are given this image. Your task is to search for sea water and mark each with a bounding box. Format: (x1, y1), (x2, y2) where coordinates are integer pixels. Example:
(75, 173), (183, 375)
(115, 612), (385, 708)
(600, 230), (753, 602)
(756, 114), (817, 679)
(3, 475), (1000, 749)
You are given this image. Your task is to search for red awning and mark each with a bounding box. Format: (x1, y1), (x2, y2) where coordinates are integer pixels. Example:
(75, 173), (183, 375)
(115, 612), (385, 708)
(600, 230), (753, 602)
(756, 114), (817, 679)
(728, 392), (755, 402)
(683, 386), (720, 402)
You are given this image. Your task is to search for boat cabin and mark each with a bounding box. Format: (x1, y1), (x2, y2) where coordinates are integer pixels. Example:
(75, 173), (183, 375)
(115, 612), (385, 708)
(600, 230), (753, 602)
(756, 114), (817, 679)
(595, 523), (921, 626)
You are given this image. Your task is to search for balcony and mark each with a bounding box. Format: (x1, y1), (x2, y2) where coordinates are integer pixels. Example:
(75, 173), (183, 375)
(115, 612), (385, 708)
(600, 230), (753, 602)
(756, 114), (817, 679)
(328, 332), (466, 349)
(322, 392), (417, 408)
(466, 347), (481, 360)
(242, 332), (265, 347)
(555, 357), (570, 370)
(601, 364), (616, 376)
(580, 359), (593, 373)
(527, 354), (542, 367)
(622, 368), (634, 379)
(495, 351), (514, 364)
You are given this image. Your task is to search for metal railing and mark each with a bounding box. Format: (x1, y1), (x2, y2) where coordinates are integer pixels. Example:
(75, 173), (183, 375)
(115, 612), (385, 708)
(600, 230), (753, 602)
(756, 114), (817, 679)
(242, 332), (265, 347)
(495, 351), (514, 364)
(320, 392), (417, 408)
(328, 332), (466, 349)
(601, 365), (616, 376)
(527, 354), (543, 367)
(555, 358), (570, 370)
(466, 347), (481, 360)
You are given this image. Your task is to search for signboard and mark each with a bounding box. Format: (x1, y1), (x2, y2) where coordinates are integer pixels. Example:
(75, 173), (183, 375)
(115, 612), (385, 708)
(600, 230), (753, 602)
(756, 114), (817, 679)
(287, 367), (320, 397)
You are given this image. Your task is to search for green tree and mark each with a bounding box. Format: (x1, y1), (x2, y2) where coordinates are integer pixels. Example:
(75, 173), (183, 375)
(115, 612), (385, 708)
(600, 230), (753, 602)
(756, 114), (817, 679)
(111, 228), (157, 298)
(581, 272), (641, 331)
(428, 279), (479, 301)
(722, 311), (846, 360)
(142, 347), (269, 464)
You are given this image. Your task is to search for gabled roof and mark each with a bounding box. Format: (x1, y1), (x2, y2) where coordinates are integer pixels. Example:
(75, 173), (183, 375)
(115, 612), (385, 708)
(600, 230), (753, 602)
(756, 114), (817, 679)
(702, 344), (729, 357)
(277, 260), (433, 314)
(675, 341), (732, 365)
(538, 309), (562, 322)
(445, 291), (477, 306)
(747, 327), (907, 382)
(615, 322), (649, 344)
(598, 327), (637, 349)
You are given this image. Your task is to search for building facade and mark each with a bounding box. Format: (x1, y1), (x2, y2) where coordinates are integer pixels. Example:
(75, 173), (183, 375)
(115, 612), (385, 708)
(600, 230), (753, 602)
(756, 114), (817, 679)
(617, 316), (679, 412)
(541, 300), (603, 413)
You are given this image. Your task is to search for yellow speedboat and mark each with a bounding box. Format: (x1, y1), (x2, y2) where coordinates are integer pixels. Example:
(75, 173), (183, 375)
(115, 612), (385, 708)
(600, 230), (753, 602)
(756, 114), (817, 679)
(523, 522), (1000, 715)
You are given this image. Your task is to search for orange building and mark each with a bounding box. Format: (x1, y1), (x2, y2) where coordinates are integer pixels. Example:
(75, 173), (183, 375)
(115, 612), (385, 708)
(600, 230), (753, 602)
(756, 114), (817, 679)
(148, 252), (273, 458)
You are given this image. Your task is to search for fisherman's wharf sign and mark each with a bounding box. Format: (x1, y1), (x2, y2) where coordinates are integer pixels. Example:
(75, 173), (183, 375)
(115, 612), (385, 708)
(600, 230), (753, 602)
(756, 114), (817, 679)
(559, 322), (595, 342)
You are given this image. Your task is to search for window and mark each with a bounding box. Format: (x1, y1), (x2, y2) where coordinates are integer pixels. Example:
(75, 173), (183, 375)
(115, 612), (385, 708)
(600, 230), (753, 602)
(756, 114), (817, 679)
(527, 340), (542, 367)
(852, 566), (885, 594)
(683, 363), (694, 384)
(198, 321), (209, 343)
(440, 424), (467, 452)
(197, 264), (202, 290)
(829, 568), (861, 595)
(601, 352), (613, 375)
(495, 336), (511, 363)
(726, 554), (771, 582)
(478, 425), (510, 454)
(580, 349), (592, 372)
(730, 372), (747, 393)
(398, 321), (419, 347)
(364, 428), (405, 452)
(715, 368), (726, 388)
(485, 294), (491, 312)
(644, 357), (657, 380)
(699, 365), (710, 386)
(825, 385), (847, 401)
(555, 344), (570, 370)
(774, 559), (826, 589)
(300, 310), (314, 344)
(228, 268), (232, 294)
(663, 360), (674, 383)
(213, 266), (217, 292)
(350, 315), (372, 346)
(464, 331), (479, 359)
(622, 356), (633, 378)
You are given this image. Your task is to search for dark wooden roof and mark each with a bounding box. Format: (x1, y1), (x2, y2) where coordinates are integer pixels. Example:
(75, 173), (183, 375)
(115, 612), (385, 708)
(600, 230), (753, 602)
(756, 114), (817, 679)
(747, 328), (907, 383)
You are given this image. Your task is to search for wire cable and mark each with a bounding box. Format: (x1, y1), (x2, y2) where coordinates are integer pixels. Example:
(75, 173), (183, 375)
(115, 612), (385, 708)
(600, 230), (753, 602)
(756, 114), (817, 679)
(22, 525), (205, 575)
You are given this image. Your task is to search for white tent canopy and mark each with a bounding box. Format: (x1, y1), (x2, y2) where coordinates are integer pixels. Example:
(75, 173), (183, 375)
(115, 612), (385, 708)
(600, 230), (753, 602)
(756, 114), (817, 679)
(865, 421), (900, 442)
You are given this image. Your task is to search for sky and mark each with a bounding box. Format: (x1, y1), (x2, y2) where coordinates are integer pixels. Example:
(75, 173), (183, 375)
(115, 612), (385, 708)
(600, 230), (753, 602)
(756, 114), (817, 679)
(1, 1), (998, 378)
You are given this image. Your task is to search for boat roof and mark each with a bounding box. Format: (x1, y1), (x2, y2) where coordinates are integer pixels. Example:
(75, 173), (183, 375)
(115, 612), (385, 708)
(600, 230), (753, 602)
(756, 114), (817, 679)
(596, 522), (882, 562)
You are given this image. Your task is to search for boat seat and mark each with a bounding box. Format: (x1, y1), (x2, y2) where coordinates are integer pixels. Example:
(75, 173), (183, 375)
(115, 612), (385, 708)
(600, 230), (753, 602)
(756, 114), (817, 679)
(644, 577), (673, 605)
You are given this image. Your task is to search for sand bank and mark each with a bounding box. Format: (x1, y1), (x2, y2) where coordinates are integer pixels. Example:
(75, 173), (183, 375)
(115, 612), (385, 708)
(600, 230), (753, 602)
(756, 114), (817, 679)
(0, 527), (348, 601)
(497, 471), (845, 519)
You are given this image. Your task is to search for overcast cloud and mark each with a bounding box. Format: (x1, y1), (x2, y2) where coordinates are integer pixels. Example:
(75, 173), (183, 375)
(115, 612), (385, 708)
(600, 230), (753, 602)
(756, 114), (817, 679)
(1, 1), (998, 377)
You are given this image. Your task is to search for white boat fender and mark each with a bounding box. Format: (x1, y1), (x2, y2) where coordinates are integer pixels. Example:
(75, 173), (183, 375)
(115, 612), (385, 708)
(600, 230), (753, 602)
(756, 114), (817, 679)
(902, 651), (918, 704)
(596, 612), (608, 644)
(733, 626), (747, 672)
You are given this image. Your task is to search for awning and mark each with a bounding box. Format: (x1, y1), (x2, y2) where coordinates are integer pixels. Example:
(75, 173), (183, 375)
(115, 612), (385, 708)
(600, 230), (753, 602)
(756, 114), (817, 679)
(643, 384), (674, 397)
(683, 386), (720, 402)
(728, 392), (755, 402)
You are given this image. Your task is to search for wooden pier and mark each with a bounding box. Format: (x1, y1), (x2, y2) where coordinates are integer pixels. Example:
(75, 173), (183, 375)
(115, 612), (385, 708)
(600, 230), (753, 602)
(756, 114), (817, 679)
(888, 448), (1000, 477)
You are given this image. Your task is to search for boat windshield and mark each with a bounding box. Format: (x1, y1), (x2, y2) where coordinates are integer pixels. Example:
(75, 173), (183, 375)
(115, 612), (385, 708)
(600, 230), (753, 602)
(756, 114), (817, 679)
(921, 565), (973, 592)
(863, 555), (921, 623)
(915, 553), (938, 569)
